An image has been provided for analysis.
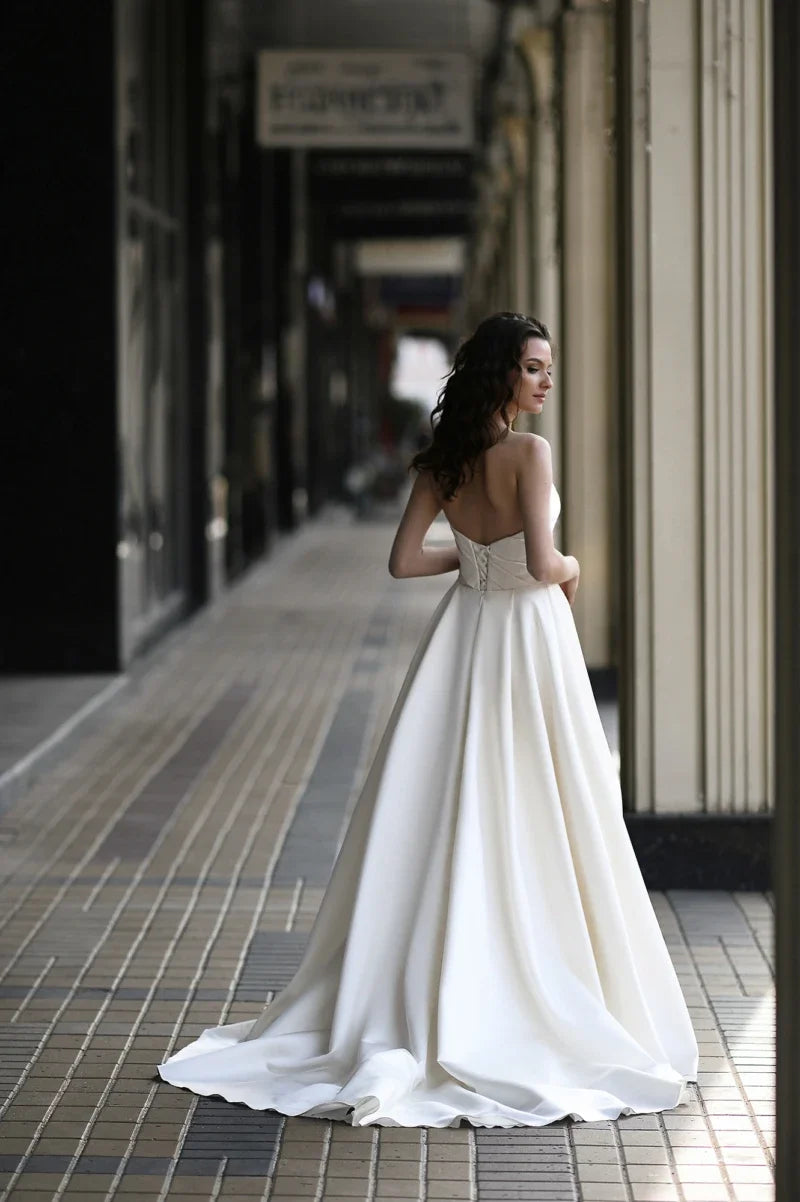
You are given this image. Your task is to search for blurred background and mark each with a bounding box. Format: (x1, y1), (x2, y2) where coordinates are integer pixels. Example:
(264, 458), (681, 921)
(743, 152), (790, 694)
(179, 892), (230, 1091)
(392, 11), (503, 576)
(0, 0), (778, 825)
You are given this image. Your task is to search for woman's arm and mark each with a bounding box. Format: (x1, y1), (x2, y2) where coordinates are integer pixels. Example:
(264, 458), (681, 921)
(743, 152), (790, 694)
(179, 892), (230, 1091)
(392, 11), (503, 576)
(388, 469), (460, 579)
(517, 435), (579, 584)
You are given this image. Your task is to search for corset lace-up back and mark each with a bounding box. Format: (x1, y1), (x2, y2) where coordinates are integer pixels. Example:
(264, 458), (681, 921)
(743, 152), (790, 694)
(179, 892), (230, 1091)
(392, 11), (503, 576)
(450, 483), (561, 593)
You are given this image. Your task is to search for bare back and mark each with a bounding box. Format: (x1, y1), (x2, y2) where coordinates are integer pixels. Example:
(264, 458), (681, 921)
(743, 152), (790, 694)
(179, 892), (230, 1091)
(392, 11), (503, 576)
(438, 430), (545, 545)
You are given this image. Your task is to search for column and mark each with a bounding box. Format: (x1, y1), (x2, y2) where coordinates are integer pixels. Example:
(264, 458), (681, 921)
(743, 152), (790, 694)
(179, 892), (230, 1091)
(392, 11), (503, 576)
(617, 0), (773, 814)
(501, 114), (531, 315)
(772, 0), (800, 1192)
(517, 27), (563, 499)
(560, 0), (617, 668)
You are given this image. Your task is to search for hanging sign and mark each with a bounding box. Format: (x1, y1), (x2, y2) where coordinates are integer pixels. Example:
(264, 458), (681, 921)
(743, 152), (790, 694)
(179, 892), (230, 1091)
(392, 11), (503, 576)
(256, 51), (473, 149)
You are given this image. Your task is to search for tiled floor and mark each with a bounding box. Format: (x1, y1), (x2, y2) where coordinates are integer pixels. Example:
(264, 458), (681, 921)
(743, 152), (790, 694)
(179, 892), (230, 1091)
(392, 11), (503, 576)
(0, 512), (775, 1201)
(0, 675), (126, 814)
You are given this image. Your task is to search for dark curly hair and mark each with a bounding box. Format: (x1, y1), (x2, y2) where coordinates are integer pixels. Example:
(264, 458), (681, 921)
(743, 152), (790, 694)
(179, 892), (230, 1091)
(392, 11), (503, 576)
(409, 311), (551, 501)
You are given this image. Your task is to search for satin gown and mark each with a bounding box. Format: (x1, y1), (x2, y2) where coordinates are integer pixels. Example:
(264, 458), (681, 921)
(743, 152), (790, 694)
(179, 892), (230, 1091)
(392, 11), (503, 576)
(157, 483), (699, 1127)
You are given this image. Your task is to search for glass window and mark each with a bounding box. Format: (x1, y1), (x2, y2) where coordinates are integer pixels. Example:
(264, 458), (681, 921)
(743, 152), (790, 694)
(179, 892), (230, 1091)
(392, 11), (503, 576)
(116, 0), (187, 656)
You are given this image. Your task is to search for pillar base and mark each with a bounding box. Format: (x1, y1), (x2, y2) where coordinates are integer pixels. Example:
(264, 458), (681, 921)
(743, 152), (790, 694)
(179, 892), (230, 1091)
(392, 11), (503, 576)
(625, 813), (771, 891)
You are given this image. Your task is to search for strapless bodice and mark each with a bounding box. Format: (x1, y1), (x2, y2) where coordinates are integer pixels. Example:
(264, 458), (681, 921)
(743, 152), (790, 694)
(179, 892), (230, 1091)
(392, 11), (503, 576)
(449, 483), (561, 593)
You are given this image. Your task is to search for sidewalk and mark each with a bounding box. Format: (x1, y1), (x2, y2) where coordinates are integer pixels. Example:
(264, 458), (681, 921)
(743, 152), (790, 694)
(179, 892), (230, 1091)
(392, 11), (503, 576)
(0, 510), (775, 1202)
(0, 676), (127, 814)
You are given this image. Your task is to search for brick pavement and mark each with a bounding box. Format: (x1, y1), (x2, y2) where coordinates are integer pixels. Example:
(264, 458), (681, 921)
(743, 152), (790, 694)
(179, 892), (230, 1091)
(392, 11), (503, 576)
(0, 512), (775, 1201)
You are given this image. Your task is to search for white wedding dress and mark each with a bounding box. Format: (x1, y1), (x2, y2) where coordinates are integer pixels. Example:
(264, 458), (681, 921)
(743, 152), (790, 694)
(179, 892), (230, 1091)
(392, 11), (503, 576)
(157, 483), (699, 1128)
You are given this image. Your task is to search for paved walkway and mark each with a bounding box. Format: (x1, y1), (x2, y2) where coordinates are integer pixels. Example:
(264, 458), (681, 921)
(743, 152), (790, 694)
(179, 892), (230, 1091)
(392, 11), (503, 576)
(0, 676), (126, 813)
(0, 511), (775, 1202)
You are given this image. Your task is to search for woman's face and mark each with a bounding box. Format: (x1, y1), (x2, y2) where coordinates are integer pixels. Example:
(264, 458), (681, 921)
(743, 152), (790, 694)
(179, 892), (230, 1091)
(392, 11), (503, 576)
(509, 336), (553, 416)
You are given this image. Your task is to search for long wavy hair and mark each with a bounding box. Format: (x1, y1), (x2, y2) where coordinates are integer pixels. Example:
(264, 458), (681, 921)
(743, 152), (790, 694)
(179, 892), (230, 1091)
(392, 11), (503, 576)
(410, 311), (551, 501)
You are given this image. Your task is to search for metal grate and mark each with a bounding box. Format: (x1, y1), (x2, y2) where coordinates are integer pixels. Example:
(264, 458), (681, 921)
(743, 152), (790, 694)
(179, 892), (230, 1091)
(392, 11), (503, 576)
(234, 931), (310, 1001)
(475, 1127), (579, 1201)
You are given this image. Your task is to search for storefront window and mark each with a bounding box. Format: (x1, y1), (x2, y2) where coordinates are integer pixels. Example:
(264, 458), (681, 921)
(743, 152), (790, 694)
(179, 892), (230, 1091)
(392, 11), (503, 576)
(116, 0), (187, 657)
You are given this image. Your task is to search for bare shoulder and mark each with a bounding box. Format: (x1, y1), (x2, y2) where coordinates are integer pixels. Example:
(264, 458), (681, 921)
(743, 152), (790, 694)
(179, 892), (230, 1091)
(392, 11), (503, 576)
(510, 431), (551, 465)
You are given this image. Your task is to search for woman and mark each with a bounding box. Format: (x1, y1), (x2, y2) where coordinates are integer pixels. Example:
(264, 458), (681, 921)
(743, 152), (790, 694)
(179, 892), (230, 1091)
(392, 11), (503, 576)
(157, 312), (699, 1128)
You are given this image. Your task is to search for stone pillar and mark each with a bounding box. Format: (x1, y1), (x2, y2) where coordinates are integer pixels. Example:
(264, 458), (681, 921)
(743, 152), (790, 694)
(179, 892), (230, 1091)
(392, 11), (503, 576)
(464, 138), (513, 327)
(560, 0), (617, 669)
(772, 0), (800, 1192)
(502, 115), (531, 316)
(517, 28), (563, 508)
(617, 0), (773, 814)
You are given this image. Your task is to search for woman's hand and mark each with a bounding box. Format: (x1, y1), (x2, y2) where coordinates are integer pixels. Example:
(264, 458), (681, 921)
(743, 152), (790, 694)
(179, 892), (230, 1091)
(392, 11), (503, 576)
(559, 561), (580, 606)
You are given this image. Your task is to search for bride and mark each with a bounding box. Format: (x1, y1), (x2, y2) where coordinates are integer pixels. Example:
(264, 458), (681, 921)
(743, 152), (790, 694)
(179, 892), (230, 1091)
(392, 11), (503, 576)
(157, 311), (699, 1128)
